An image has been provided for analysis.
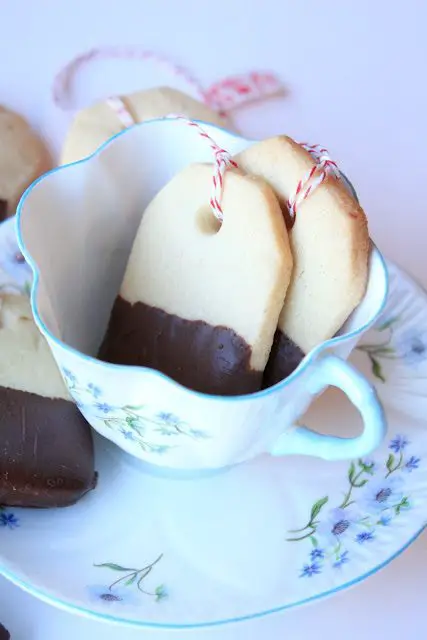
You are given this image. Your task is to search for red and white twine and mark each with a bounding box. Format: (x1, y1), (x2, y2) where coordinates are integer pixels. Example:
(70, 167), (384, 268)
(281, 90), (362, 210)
(53, 48), (340, 223)
(52, 46), (207, 111)
(52, 46), (285, 129)
(166, 114), (238, 222)
(287, 143), (341, 218)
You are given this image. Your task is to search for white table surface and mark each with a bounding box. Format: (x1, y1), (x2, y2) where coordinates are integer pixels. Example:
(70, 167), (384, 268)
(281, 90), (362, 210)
(0, 0), (426, 637)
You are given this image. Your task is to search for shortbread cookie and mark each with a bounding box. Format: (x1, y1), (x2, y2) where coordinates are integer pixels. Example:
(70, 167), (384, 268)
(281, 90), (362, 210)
(0, 294), (97, 508)
(61, 87), (232, 165)
(0, 106), (51, 218)
(100, 163), (293, 395)
(236, 135), (370, 385)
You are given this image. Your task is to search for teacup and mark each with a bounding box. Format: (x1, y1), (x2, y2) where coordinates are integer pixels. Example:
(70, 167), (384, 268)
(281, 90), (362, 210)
(16, 119), (388, 471)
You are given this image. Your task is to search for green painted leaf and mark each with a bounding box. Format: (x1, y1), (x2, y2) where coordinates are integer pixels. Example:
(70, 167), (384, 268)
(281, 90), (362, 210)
(358, 459), (375, 475)
(94, 563), (136, 572)
(371, 356), (386, 383)
(386, 453), (395, 472)
(124, 574), (138, 586)
(400, 497), (410, 510)
(353, 478), (369, 488)
(310, 496), (328, 522)
(348, 462), (356, 482)
(125, 405), (145, 411)
(377, 317), (399, 332)
(310, 535), (318, 547)
(155, 584), (168, 601)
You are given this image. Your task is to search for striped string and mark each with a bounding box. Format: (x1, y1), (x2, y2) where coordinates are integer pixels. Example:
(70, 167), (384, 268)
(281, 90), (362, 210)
(166, 114), (238, 222)
(287, 143), (341, 218)
(52, 46), (285, 128)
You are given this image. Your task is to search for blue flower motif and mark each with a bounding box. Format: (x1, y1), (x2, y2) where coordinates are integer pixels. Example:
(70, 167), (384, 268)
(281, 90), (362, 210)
(157, 412), (179, 425)
(395, 329), (427, 365)
(62, 368), (77, 385)
(95, 402), (113, 414)
(378, 513), (393, 526)
(87, 383), (102, 399)
(87, 584), (137, 605)
(405, 456), (420, 472)
(333, 550), (350, 569)
(119, 427), (136, 441)
(359, 475), (403, 513)
(300, 562), (322, 578)
(310, 548), (325, 561)
(188, 428), (209, 439)
(356, 530), (375, 544)
(389, 435), (409, 453)
(316, 507), (358, 547)
(150, 444), (171, 455)
(0, 512), (19, 529)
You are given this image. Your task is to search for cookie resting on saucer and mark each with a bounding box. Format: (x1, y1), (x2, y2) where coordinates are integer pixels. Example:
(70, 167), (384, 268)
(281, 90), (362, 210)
(0, 294), (97, 508)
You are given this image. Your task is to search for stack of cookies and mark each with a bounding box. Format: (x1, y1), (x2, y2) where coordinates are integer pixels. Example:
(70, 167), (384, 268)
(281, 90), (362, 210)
(100, 133), (370, 395)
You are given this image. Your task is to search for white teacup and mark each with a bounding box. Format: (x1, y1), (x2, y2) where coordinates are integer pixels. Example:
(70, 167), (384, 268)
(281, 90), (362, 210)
(16, 120), (388, 471)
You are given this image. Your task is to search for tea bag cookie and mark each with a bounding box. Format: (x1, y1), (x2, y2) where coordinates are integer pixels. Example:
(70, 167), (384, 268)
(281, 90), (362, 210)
(236, 135), (370, 386)
(61, 87), (232, 165)
(0, 106), (51, 219)
(0, 294), (97, 508)
(100, 163), (293, 396)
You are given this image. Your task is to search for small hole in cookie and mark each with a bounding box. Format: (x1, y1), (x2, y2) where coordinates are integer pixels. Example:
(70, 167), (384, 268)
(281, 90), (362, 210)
(196, 206), (221, 235)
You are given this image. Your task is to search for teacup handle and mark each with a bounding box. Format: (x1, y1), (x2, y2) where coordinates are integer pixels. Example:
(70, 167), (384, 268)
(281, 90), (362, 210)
(270, 354), (386, 461)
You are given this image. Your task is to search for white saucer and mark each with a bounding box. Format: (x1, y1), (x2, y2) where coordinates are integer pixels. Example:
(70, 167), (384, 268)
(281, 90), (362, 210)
(0, 218), (426, 629)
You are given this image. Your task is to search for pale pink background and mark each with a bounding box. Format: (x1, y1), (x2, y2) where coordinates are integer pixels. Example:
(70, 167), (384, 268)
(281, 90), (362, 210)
(0, 0), (425, 637)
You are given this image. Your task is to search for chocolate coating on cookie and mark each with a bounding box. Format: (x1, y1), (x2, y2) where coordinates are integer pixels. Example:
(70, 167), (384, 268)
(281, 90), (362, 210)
(263, 330), (305, 388)
(0, 387), (97, 508)
(0, 623), (9, 640)
(100, 297), (261, 396)
(0, 294), (96, 509)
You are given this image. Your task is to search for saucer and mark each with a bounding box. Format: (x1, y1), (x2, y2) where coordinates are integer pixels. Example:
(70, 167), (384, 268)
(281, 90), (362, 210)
(0, 217), (426, 629)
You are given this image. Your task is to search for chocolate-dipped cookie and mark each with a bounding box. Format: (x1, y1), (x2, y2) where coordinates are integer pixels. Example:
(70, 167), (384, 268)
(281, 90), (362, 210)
(0, 106), (51, 219)
(0, 294), (97, 508)
(0, 623), (9, 640)
(236, 136), (370, 386)
(100, 163), (293, 395)
(61, 86), (232, 165)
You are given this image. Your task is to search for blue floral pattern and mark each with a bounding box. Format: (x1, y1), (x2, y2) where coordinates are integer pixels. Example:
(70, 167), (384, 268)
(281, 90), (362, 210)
(288, 436), (420, 577)
(357, 316), (427, 382)
(61, 369), (209, 454)
(0, 507), (19, 530)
